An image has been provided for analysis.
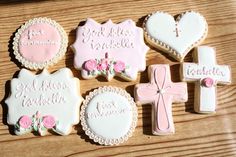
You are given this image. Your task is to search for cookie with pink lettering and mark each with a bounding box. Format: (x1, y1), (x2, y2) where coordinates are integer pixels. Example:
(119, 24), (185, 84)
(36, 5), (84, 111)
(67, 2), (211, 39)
(134, 64), (188, 135)
(80, 86), (137, 145)
(181, 46), (231, 113)
(143, 11), (208, 61)
(5, 68), (83, 136)
(71, 18), (149, 81)
(13, 17), (68, 70)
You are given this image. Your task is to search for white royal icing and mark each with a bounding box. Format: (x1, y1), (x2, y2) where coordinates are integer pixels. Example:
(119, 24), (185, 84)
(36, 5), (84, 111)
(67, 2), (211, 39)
(86, 92), (132, 139)
(145, 11), (208, 61)
(81, 86), (137, 145)
(181, 46), (231, 113)
(5, 68), (83, 135)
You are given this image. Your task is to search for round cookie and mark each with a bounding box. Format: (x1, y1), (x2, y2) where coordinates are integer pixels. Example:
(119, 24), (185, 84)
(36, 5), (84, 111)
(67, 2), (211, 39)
(13, 17), (68, 69)
(80, 86), (137, 145)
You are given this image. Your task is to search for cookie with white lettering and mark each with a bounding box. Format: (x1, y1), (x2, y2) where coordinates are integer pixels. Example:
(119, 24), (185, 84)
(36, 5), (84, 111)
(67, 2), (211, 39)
(13, 17), (68, 70)
(71, 18), (149, 81)
(5, 68), (83, 136)
(143, 11), (208, 61)
(80, 86), (137, 145)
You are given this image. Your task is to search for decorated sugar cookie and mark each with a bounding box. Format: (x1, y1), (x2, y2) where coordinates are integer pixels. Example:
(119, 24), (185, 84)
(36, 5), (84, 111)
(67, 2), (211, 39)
(13, 17), (68, 69)
(181, 46), (231, 113)
(71, 18), (149, 81)
(80, 86), (137, 145)
(143, 11), (208, 61)
(5, 68), (83, 136)
(134, 65), (187, 135)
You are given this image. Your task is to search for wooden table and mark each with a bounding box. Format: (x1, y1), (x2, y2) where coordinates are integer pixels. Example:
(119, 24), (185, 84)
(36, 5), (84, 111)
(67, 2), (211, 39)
(0, 0), (236, 156)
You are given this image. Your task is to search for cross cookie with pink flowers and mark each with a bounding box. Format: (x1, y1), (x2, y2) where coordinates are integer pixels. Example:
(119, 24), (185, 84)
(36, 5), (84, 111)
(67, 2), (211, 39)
(134, 64), (188, 135)
(181, 46), (231, 113)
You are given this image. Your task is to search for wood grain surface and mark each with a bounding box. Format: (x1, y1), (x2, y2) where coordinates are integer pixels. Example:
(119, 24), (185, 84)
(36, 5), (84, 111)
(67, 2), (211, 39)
(0, 0), (236, 156)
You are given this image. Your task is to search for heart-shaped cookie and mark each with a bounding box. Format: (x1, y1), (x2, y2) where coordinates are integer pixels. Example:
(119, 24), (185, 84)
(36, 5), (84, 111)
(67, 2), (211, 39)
(144, 11), (208, 61)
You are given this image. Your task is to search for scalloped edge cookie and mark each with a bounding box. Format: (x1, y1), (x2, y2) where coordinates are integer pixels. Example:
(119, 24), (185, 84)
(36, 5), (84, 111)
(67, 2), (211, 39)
(13, 17), (68, 70)
(80, 86), (137, 145)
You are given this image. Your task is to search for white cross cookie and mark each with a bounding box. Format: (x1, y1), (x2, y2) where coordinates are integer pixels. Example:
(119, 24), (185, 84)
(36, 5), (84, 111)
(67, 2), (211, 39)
(181, 46), (231, 113)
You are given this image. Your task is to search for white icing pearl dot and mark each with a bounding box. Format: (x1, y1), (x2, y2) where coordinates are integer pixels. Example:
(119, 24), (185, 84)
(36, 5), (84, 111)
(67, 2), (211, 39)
(158, 89), (165, 94)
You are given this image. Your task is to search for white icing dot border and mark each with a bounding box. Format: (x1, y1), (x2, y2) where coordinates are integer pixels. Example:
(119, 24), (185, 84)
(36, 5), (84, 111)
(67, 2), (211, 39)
(80, 86), (138, 146)
(143, 11), (208, 62)
(13, 17), (68, 70)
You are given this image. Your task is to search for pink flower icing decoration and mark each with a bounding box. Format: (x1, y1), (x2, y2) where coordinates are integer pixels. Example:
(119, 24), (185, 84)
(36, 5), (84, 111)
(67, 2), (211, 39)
(202, 77), (214, 88)
(19, 115), (32, 129)
(42, 115), (56, 129)
(114, 61), (125, 73)
(84, 59), (97, 71)
(97, 59), (108, 71)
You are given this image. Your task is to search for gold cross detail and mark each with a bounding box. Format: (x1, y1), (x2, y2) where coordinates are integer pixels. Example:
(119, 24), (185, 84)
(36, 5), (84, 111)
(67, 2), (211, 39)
(173, 23), (181, 37)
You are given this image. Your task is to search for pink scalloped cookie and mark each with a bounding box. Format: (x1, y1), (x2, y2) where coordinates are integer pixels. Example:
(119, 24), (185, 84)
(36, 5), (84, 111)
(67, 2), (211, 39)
(5, 68), (83, 136)
(80, 86), (137, 145)
(13, 17), (68, 69)
(144, 11), (208, 61)
(71, 18), (149, 81)
(134, 64), (188, 135)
